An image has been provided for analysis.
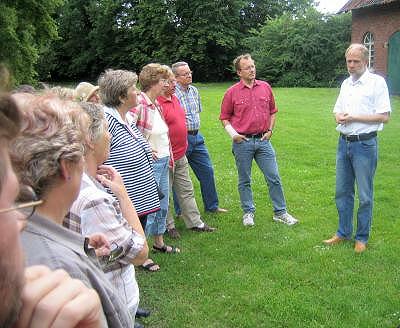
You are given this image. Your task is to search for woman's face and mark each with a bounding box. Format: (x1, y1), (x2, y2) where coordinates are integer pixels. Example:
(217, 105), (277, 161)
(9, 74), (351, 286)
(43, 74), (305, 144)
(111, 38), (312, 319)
(124, 85), (140, 109)
(93, 120), (111, 164)
(88, 90), (101, 104)
(151, 78), (169, 97)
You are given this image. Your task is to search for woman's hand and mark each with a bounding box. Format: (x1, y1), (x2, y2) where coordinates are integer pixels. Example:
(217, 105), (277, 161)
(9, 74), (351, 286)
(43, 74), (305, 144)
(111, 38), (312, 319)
(96, 164), (126, 198)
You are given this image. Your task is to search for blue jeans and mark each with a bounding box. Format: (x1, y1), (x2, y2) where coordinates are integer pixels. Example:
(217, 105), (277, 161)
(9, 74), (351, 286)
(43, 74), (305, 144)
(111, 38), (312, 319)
(145, 156), (169, 236)
(174, 132), (219, 213)
(335, 137), (377, 243)
(232, 138), (286, 215)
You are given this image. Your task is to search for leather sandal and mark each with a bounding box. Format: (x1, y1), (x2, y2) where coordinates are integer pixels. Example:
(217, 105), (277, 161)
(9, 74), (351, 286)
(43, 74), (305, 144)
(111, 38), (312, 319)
(152, 244), (180, 254)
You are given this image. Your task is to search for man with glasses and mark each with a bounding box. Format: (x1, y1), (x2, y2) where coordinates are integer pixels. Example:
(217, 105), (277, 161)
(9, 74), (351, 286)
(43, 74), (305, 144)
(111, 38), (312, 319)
(0, 93), (102, 327)
(220, 54), (298, 227)
(172, 61), (227, 216)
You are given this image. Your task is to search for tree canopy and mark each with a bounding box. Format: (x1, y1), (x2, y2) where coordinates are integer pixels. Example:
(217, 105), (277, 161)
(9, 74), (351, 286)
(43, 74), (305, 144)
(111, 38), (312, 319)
(0, 0), (62, 85)
(246, 8), (351, 87)
(1, 0), (352, 86)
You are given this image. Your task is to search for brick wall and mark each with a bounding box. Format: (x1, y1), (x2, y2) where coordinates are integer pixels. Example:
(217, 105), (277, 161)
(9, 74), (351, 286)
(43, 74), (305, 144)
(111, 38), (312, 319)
(351, 2), (400, 78)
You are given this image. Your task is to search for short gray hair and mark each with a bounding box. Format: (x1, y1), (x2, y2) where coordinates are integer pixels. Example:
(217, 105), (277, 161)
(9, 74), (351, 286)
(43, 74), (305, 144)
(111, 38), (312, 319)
(345, 44), (369, 61)
(171, 61), (189, 76)
(79, 102), (106, 144)
(233, 54), (252, 72)
(98, 69), (138, 108)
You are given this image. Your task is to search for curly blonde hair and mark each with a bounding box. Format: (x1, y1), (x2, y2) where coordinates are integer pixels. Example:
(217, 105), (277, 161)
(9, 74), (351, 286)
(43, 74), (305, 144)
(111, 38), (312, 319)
(10, 94), (86, 197)
(139, 63), (170, 92)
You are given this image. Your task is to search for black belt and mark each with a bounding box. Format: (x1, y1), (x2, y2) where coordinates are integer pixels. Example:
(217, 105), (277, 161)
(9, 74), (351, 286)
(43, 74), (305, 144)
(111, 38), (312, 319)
(244, 132), (266, 138)
(340, 131), (377, 142)
(187, 130), (198, 135)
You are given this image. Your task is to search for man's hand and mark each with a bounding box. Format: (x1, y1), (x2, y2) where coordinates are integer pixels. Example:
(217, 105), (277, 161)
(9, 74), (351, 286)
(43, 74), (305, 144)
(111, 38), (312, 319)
(233, 134), (248, 143)
(336, 113), (353, 124)
(14, 266), (102, 328)
(87, 233), (111, 257)
(260, 131), (272, 141)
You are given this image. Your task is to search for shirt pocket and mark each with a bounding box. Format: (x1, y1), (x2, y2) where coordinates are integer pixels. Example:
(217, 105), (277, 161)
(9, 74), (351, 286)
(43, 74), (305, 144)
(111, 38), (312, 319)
(257, 96), (270, 113)
(234, 98), (248, 116)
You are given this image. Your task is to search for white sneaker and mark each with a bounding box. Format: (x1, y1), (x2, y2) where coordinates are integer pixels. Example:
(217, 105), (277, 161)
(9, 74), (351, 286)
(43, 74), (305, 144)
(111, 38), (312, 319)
(242, 212), (255, 226)
(273, 212), (298, 226)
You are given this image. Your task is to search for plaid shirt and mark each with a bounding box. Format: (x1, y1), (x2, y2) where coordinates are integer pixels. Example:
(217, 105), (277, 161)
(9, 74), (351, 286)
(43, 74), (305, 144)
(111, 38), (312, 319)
(175, 83), (202, 131)
(129, 92), (174, 166)
(64, 173), (145, 313)
(129, 92), (160, 138)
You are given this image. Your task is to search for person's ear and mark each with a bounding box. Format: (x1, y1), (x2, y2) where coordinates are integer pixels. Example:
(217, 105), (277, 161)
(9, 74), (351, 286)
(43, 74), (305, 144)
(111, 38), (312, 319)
(59, 159), (72, 181)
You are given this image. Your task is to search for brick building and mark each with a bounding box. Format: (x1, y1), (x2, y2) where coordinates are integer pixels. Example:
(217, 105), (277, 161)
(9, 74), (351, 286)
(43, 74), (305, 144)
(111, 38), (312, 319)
(339, 0), (400, 94)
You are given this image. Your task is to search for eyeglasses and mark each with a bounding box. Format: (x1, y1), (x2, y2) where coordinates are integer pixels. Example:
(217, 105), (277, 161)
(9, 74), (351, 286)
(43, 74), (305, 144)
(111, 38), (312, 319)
(160, 79), (170, 85)
(240, 65), (255, 71)
(0, 186), (43, 224)
(177, 71), (193, 77)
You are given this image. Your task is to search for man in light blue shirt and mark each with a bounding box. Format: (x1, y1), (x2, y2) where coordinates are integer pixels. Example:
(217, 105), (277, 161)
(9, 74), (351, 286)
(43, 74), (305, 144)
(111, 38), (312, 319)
(172, 61), (227, 217)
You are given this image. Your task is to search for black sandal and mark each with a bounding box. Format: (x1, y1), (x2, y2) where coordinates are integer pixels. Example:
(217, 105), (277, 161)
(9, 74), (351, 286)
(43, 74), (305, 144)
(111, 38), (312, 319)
(152, 244), (180, 254)
(141, 260), (160, 272)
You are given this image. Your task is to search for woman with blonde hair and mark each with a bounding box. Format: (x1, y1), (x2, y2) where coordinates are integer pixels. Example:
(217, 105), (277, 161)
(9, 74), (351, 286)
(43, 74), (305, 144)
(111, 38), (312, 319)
(10, 93), (133, 327)
(130, 63), (180, 256)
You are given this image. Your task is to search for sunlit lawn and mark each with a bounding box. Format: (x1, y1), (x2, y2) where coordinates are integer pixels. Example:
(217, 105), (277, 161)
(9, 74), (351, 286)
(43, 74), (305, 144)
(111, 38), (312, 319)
(137, 85), (400, 328)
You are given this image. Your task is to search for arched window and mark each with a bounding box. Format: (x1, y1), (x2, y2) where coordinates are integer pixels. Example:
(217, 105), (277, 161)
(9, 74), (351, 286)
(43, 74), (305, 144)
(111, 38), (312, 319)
(363, 32), (375, 70)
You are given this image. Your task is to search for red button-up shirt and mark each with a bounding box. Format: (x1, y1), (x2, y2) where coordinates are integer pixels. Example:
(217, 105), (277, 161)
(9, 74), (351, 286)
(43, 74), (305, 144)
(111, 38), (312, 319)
(157, 94), (188, 161)
(220, 80), (278, 135)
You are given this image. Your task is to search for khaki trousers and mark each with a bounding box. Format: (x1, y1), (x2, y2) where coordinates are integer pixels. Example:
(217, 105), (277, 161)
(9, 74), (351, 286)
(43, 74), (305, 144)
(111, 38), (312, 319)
(167, 155), (203, 229)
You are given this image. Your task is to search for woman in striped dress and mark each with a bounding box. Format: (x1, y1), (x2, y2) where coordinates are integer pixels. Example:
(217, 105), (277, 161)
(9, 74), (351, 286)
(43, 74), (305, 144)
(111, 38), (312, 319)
(98, 69), (161, 271)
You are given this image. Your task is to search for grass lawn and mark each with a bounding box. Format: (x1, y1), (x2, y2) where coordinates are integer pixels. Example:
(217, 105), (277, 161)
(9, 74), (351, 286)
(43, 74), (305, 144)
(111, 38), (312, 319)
(137, 85), (400, 328)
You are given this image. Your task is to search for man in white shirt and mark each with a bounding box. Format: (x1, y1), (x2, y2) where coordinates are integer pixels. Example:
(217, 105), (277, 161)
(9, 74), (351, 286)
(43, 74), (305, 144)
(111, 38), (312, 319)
(323, 44), (391, 253)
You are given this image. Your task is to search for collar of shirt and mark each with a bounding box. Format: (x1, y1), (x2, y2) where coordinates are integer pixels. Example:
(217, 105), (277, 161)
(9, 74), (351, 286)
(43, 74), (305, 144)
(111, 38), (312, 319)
(348, 69), (370, 86)
(157, 95), (173, 104)
(25, 212), (90, 258)
(176, 83), (190, 93)
(239, 79), (261, 89)
(104, 106), (131, 125)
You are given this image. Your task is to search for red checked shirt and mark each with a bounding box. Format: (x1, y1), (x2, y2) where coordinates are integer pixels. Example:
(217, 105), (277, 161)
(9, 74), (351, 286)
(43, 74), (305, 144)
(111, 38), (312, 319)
(157, 94), (188, 161)
(220, 79), (278, 135)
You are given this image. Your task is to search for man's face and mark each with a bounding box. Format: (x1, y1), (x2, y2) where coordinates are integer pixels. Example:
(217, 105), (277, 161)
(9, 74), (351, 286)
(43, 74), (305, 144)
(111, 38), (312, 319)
(346, 49), (367, 80)
(163, 77), (177, 96)
(175, 65), (193, 87)
(237, 58), (256, 83)
(0, 147), (24, 327)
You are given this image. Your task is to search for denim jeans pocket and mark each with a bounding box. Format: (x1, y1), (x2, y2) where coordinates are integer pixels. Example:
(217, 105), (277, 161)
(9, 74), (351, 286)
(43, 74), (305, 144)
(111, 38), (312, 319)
(360, 138), (376, 148)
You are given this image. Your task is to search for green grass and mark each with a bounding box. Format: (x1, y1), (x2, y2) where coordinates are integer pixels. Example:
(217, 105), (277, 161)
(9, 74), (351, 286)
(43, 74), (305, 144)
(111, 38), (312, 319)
(137, 85), (400, 328)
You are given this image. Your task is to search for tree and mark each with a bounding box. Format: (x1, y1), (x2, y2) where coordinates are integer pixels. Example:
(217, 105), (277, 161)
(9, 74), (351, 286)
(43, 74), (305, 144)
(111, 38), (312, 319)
(0, 0), (62, 85)
(39, 0), (321, 83)
(246, 8), (351, 87)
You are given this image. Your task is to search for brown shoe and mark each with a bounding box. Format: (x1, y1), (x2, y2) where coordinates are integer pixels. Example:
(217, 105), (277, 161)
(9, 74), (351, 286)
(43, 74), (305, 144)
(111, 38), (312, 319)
(167, 228), (181, 239)
(354, 241), (366, 253)
(323, 235), (344, 245)
(190, 223), (216, 232)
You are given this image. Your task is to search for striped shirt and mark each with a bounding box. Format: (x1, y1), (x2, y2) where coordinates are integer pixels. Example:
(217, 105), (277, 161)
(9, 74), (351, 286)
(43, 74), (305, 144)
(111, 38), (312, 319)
(66, 173), (145, 315)
(175, 83), (202, 131)
(104, 106), (160, 216)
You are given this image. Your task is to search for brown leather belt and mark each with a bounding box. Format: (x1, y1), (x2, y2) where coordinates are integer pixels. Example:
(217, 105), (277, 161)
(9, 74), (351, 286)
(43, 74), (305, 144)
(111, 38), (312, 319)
(187, 130), (198, 135)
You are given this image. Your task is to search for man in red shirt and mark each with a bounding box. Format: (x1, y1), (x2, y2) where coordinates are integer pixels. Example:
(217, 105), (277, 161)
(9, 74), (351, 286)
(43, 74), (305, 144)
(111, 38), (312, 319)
(157, 69), (216, 238)
(220, 54), (298, 227)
